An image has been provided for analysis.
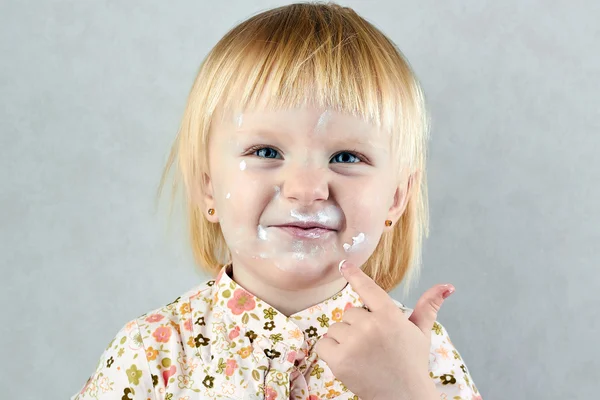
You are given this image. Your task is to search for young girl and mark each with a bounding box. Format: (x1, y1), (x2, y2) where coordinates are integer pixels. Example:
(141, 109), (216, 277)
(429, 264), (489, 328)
(72, 2), (482, 399)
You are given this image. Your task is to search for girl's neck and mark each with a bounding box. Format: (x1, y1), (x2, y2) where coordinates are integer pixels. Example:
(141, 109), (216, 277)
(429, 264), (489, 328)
(227, 260), (348, 317)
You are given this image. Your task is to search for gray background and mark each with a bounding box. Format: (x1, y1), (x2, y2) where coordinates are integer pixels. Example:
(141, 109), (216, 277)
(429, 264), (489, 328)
(1, 0), (598, 398)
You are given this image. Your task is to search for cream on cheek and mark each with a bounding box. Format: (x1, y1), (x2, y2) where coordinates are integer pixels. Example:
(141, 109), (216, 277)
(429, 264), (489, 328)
(343, 232), (366, 252)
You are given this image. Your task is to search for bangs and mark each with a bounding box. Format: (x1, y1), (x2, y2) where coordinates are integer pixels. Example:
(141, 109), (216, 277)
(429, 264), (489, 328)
(203, 2), (426, 168)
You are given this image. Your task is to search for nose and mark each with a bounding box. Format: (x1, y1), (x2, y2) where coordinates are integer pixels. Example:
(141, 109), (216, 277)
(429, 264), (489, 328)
(280, 164), (329, 206)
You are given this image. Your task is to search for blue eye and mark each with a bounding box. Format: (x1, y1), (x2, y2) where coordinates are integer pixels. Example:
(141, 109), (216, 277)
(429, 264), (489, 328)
(331, 152), (361, 163)
(255, 147), (281, 159)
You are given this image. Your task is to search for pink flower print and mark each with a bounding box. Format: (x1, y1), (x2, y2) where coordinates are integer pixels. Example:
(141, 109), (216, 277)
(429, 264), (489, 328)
(265, 385), (278, 400)
(308, 396), (321, 400)
(286, 350), (297, 363)
(162, 365), (176, 386)
(225, 358), (238, 376)
(152, 326), (172, 343)
(183, 318), (192, 332)
(229, 326), (240, 340)
(227, 289), (256, 315)
(145, 313), (164, 323)
(344, 302), (353, 311)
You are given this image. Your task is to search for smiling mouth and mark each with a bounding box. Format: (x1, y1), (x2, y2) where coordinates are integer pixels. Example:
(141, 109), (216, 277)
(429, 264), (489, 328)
(272, 225), (336, 239)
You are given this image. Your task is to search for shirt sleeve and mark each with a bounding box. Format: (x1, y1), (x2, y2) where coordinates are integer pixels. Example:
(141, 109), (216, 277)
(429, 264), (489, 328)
(429, 320), (483, 399)
(70, 320), (157, 400)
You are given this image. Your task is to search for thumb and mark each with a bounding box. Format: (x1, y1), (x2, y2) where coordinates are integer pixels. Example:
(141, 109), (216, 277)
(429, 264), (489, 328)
(408, 284), (455, 337)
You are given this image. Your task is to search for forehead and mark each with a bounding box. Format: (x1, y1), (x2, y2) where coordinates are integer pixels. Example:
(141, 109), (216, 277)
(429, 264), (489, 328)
(217, 106), (388, 142)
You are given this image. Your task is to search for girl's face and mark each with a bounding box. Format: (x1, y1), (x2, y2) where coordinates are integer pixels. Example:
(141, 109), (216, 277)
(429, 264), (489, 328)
(202, 105), (412, 289)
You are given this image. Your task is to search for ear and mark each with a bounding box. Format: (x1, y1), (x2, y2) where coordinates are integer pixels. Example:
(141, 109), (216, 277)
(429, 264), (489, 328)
(195, 172), (219, 223)
(385, 170), (420, 229)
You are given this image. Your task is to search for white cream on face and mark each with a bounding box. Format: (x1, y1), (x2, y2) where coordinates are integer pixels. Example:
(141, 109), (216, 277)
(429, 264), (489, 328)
(343, 232), (366, 252)
(313, 110), (332, 135)
(289, 205), (343, 227)
(257, 225), (268, 240)
(214, 107), (390, 279)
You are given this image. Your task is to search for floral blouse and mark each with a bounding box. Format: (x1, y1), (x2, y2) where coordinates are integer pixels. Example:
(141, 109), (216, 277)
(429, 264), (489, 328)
(71, 263), (482, 399)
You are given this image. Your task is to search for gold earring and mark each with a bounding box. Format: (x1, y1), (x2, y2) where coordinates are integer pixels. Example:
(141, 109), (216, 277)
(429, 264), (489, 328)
(208, 208), (215, 215)
(385, 220), (392, 227)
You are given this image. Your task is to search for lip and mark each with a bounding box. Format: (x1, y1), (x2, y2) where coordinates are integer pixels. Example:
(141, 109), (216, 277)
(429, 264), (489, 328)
(272, 225), (336, 239)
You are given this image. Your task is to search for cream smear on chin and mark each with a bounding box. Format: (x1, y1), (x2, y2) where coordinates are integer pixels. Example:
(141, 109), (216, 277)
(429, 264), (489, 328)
(254, 221), (341, 274)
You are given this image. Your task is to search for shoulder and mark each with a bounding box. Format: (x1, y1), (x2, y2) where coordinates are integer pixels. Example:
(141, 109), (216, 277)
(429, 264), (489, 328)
(425, 315), (482, 398)
(390, 297), (482, 397)
(73, 277), (217, 399)
(132, 277), (216, 355)
(135, 277), (215, 327)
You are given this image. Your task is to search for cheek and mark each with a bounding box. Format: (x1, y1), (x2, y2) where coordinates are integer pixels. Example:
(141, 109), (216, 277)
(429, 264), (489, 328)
(341, 179), (389, 224)
(213, 168), (274, 251)
(338, 182), (389, 255)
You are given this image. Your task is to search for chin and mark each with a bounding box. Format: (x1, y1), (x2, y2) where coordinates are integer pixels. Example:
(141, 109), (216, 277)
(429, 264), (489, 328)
(262, 256), (338, 279)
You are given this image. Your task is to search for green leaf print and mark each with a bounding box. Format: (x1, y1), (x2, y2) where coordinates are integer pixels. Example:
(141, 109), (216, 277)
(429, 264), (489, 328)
(222, 289), (231, 298)
(242, 313), (249, 324)
(216, 357), (226, 374)
(252, 369), (260, 381)
(250, 313), (260, 320)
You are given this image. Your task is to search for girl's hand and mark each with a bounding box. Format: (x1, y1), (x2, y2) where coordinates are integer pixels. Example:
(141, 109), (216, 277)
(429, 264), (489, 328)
(314, 260), (455, 400)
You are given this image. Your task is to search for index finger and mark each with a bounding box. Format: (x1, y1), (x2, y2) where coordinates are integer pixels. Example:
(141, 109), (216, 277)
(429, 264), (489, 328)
(338, 260), (395, 312)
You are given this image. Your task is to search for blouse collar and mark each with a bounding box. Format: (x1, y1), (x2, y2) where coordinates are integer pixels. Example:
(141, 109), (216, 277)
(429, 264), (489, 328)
(191, 263), (368, 367)
(213, 263), (367, 338)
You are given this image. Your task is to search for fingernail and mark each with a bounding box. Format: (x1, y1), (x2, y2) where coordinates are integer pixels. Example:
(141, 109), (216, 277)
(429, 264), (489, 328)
(442, 285), (455, 299)
(338, 260), (347, 274)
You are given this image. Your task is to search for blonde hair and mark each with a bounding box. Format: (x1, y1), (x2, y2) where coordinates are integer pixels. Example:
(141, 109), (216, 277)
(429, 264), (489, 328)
(156, 1), (431, 295)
